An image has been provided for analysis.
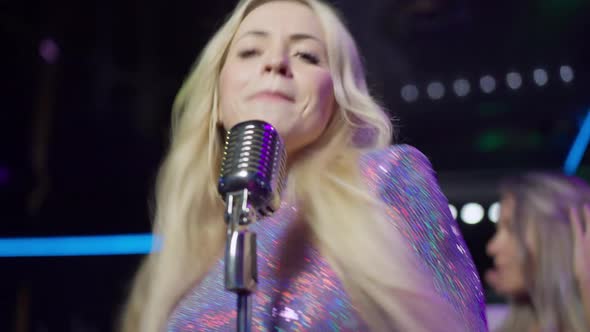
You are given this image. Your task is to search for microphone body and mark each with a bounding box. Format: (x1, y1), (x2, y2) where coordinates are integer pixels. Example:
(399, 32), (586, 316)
(216, 120), (287, 332)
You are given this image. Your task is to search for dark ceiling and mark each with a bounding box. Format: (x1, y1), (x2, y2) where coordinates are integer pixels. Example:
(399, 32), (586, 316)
(1, 0), (589, 232)
(2, 0), (590, 233)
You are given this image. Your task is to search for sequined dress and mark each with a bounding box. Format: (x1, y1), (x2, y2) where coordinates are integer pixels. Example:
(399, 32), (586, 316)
(167, 145), (487, 331)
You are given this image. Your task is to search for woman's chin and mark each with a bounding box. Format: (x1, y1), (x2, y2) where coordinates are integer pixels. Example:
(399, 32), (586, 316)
(485, 269), (501, 290)
(485, 269), (511, 296)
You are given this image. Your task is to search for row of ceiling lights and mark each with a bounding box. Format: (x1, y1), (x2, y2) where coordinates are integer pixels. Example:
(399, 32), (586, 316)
(449, 202), (500, 225)
(401, 65), (575, 102)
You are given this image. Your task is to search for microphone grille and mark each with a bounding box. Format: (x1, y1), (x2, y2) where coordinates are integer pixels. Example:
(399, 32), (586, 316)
(218, 120), (287, 216)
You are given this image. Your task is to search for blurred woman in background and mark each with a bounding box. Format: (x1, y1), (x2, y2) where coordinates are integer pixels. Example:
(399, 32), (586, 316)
(487, 172), (590, 332)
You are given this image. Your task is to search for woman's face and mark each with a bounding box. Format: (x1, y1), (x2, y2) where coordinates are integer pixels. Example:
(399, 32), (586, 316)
(218, 1), (335, 154)
(486, 194), (530, 297)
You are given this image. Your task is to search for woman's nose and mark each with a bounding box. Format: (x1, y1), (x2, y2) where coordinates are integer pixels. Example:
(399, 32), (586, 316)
(263, 53), (292, 77)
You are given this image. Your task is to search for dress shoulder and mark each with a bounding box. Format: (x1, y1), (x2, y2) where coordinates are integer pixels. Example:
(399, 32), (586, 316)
(359, 144), (488, 331)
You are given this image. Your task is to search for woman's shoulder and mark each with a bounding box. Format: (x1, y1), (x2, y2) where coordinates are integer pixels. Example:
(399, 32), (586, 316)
(360, 144), (433, 175)
(359, 144), (438, 195)
(358, 144), (457, 250)
(359, 144), (487, 330)
(358, 143), (445, 215)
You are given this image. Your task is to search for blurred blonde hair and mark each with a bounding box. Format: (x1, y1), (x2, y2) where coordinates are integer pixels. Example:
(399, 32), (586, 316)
(495, 172), (590, 332)
(120, 1), (456, 331)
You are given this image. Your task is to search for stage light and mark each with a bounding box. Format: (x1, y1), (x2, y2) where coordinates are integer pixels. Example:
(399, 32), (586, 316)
(0, 167), (9, 185)
(39, 38), (60, 64)
(0, 234), (159, 257)
(479, 75), (496, 94)
(460, 203), (484, 225)
(559, 65), (574, 83)
(426, 81), (445, 100)
(452, 79), (470, 97)
(488, 202), (500, 223)
(533, 68), (548, 86)
(506, 72), (522, 90)
(401, 84), (419, 103)
(448, 204), (458, 219)
(564, 110), (590, 175)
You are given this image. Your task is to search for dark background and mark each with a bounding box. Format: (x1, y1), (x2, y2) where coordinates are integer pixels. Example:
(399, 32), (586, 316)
(2, 0), (589, 330)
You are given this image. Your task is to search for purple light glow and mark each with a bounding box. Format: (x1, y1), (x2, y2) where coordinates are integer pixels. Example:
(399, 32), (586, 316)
(39, 38), (60, 64)
(0, 167), (9, 185)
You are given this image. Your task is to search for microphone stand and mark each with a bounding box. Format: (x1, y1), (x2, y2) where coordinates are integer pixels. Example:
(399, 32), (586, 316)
(224, 189), (257, 332)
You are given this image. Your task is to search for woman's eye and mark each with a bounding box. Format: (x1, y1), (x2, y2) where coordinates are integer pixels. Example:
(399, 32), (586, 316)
(295, 51), (320, 65)
(238, 49), (260, 58)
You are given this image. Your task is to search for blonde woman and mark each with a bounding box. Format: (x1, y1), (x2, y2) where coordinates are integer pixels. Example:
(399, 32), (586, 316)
(120, 0), (486, 331)
(486, 172), (590, 332)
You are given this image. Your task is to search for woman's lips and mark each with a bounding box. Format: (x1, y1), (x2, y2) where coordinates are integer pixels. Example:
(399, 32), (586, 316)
(485, 268), (500, 287)
(251, 91), (294, 102)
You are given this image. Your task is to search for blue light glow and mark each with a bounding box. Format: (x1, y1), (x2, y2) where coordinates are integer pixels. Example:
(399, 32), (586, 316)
(0, 233), (159, 257)
(564, 110), (590, 175)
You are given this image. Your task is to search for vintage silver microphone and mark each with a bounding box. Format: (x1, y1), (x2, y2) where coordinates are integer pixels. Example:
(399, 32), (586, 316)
(217, 120), (287, 332)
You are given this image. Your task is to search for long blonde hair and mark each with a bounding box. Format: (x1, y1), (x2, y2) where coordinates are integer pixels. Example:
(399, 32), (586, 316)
(495, 172), (590, 332)
(120, 1), (456, 331)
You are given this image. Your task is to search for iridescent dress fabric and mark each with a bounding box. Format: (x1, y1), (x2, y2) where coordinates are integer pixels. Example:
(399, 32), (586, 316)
(167, 145), (487, 331)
